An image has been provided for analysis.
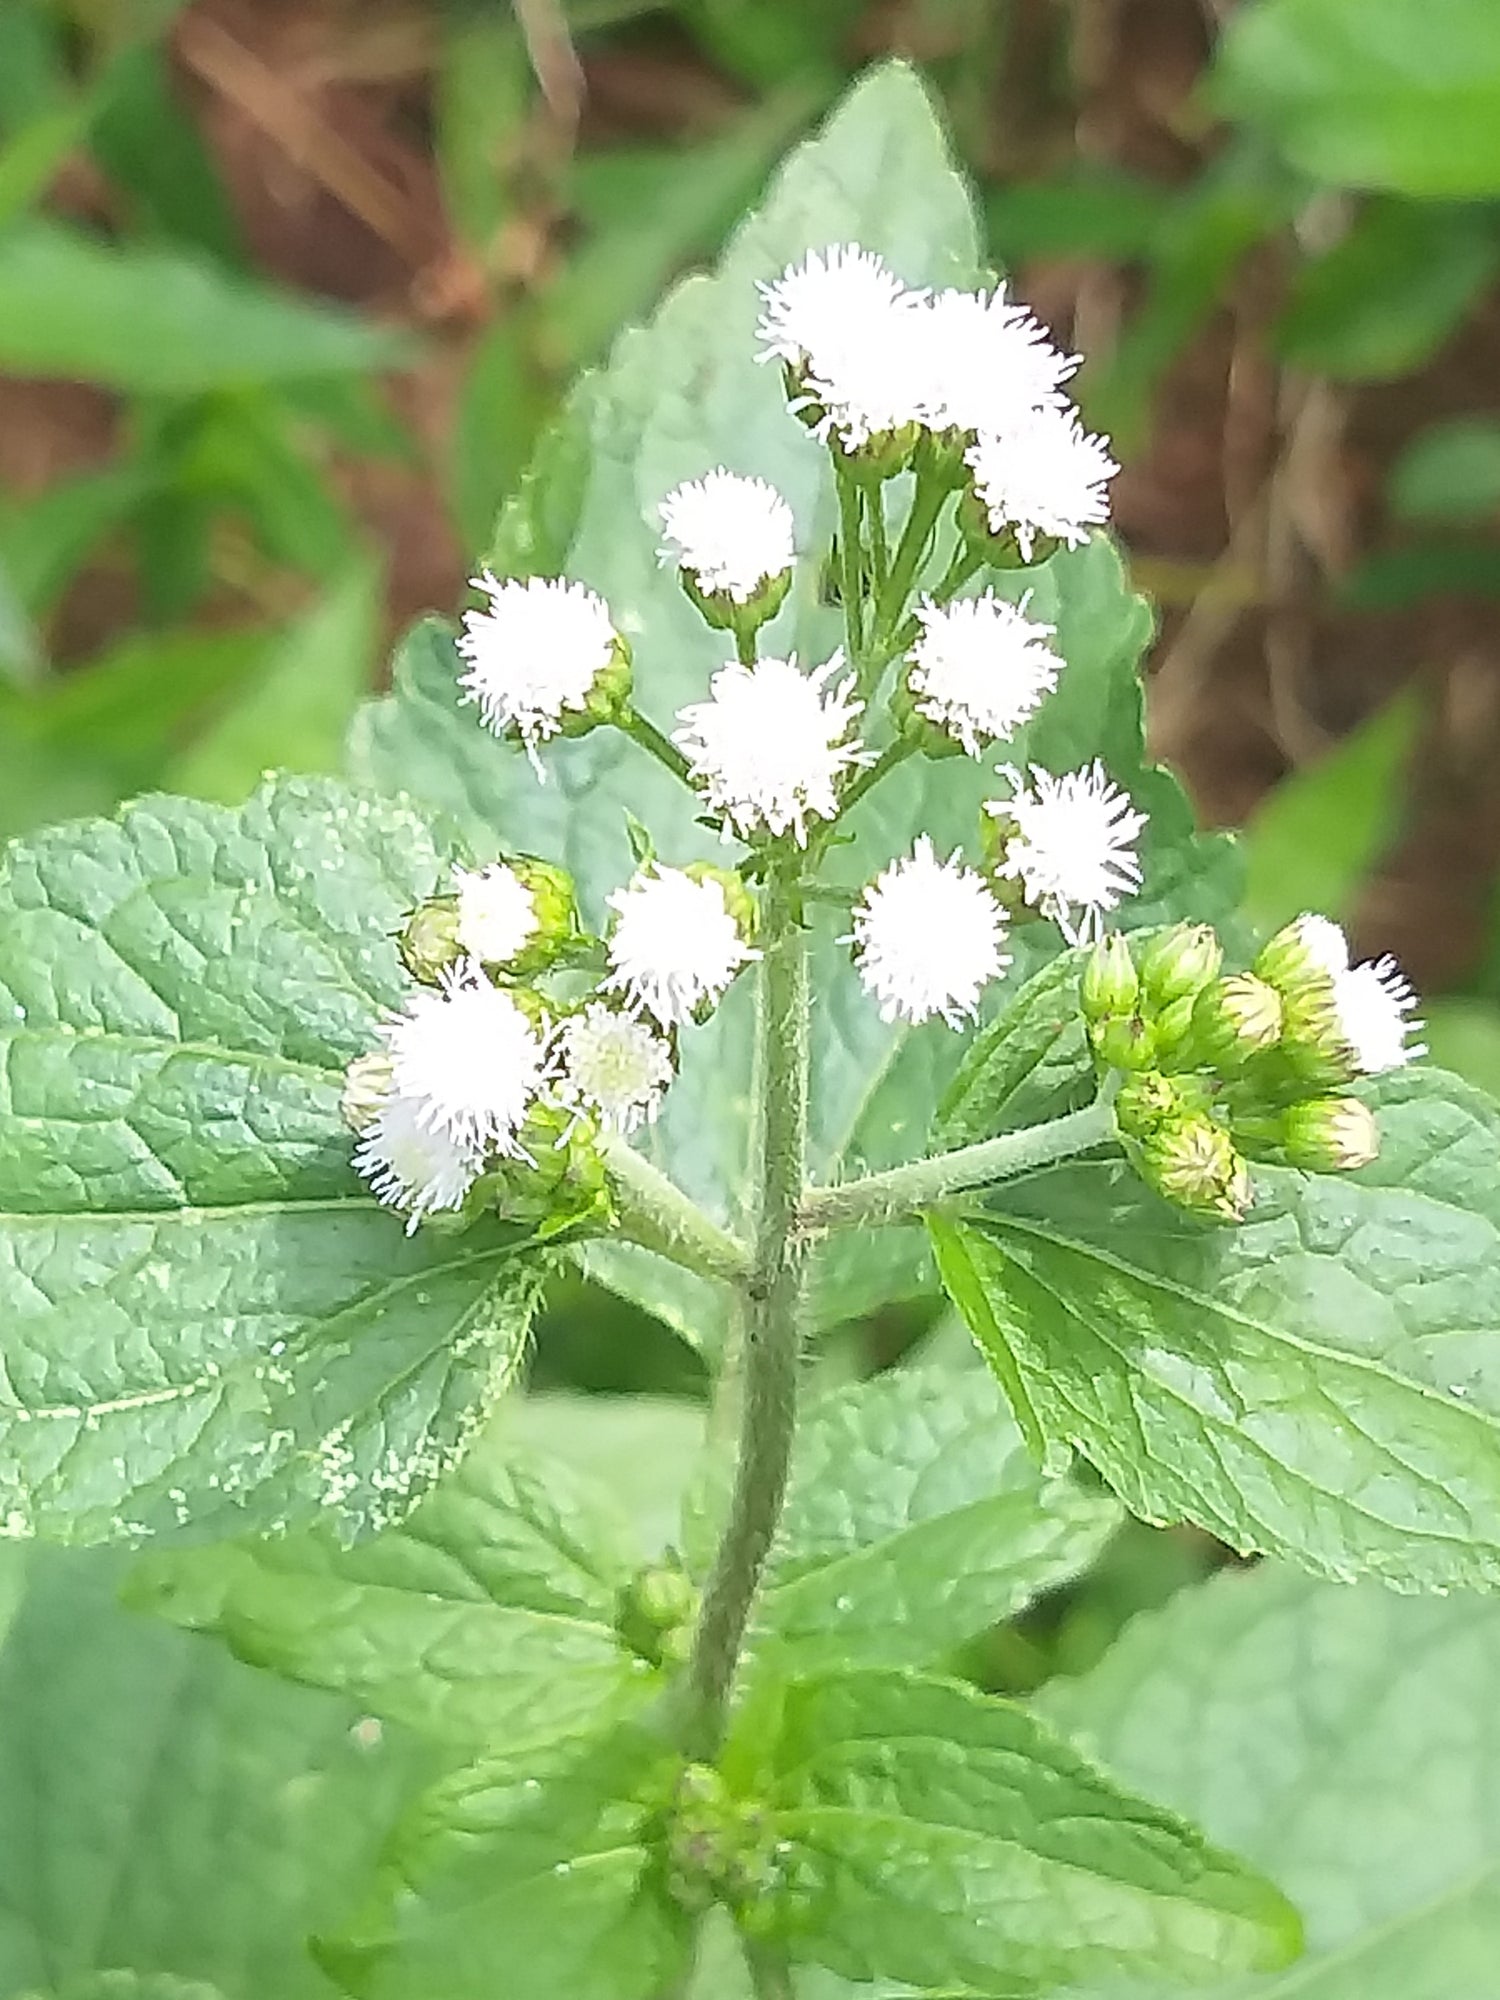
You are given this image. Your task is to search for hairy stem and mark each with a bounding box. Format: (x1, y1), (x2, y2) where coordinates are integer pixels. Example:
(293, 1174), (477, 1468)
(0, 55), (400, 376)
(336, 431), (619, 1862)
(619, 705), (693, 784)
(833, 736), (916, 823)
(873, 472), (950, 643)
(683, 862), (808, 1759)
(601, 1135), (752, 1287)
(797, 1098), (1117, 1235)
(836, 463), (865, 664)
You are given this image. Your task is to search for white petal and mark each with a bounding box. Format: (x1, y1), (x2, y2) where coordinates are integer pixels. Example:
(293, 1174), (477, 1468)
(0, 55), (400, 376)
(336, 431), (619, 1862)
(909, 591), (1063, 755)
(916, 286), (1077, 437)
(755, 244), (913, 368)
(558, 1003), (674, 1133)
(605, 866), (757, 1029)
(658, 469), (795, 603)
(355, 1093), (482, 1230)
(380, 963), (549, 1154)
(852, 837), (1011, 1026)
(991, 760), (1145, 944)
(454, 862), (537, 966)
(457, 574), (616, 762)
(966, 408), (1118, 559)
(1333, 957), (1425, 1074)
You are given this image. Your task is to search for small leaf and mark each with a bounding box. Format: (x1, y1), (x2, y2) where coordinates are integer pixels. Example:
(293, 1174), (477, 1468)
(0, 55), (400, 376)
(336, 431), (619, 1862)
(940, 1065), (1500, 1590)
(1043, 1563), (1500, 1996)
(127, 1428), (660, 1750)
(0, 775), (544, 1543)
(1390, 417), (1500, 523)
(753, 1669), (1301, 1992)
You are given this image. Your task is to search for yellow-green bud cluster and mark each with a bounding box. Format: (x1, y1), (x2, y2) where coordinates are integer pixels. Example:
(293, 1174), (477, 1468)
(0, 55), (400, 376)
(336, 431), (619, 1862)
(1083, 920), (1385, 1224)
(664, 1765), (777, 1916)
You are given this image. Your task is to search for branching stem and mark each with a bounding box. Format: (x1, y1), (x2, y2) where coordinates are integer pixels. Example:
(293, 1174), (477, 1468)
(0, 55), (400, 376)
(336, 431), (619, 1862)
(619, 705), (693, 784)
(601, 1136), (752, 1287)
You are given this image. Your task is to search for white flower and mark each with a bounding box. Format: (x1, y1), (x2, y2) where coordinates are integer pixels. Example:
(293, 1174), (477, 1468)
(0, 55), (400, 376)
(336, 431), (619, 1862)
(658, 469), (795, 604)
(989, 760), (1146, 945)
(916, 287), (1078, 437)
(605, 865), (757, 1028)
(966, 407), (1119, 560)
(755, 244), (913, 369)
(457, 573), (617, 770)
(908, 591), (1064, 755)
(380, 963), (549, 1155)
(355, 1093), (482, 1232)
(558, 1003), (675, 1133)
(673, 653), (868, 844)
(1293, 912), (1350, 978)
(851, 837), (1012, 1027)
(797, 293), (928, 454)
(1332, 957), (1426, 1074)
(454, 862), (537, 966)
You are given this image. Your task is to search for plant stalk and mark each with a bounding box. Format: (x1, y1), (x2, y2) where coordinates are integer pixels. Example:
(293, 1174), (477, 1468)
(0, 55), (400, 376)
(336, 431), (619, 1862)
(873, 471), (951, 643)
(682, 862), (808, 1759)
(601, 1135), (752, 1286)
(797, 1098), (1117, 1235)
(620, 705), (693, 784)
(836, 462), (865, 664)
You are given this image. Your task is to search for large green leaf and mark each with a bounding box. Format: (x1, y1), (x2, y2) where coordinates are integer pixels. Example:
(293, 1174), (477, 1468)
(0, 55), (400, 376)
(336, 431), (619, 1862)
(1043, 1563), (1500, 1996)
(125, 1427), (661, 1751)
(936, 1064), (1500, 1590)
(687, 1363), (1120, 1675)
(0, 775), (544, 1544)
(349, 62), (1236, 1349)
(323, 1727), (691, 2000)
(1213, 0), (1500, 198)
(0, 1548), (421, 1998)
(0, 224), (411, 391)
(752, 1669), (1300, 1993)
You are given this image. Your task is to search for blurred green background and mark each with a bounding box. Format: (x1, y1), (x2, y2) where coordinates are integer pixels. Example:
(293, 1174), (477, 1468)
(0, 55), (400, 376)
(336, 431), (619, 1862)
(6, 0), (1500, 1660)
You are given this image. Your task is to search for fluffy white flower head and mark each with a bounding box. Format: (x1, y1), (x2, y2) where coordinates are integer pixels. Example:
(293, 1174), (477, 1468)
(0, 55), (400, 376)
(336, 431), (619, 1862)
(454, 862), (537, 966)
(381, 963), (549, 1155)
(605, 865), (758, 1029)
(658, 469), (795, 604)
(1292, 912), (1350, 978)
(990, 760), (1146, 945)
(674, 653), (868, 843)
(851, 837), (1012, 1027)
(917, 287), (1078, 437)
(355, 1093), (482, 1232)
(908, 591), (1064, 755)
(966, 407), (1119, 560)
(559, 1003), (674, 1134)
(1332, 957), (1426, 1074)
(457, 573), (616, 770)
(755, 244), (912, 369)
(798, 294), (927, 453)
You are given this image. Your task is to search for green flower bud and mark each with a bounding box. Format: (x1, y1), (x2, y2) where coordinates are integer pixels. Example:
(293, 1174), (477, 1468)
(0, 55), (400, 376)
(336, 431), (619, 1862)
(559, 634), (633, 738)
(956, 484), (1023, 567)
(615, 1559), (698, 1668)
(851, 420), (922, 481)
(480, 1098), (612, 1240)
(1281, 1096), (1379, 1172)
(1152, 992), (1199, 1066)
(397, 895), (463, 985)
(1136, 923), (1223, 1009)
(680, 564), (792, 644)
(1090, 1011), (1157, 1072)
(1081, 933), (1140, 1024)
(340, 1050), (392, 1133)
(1278, 983), (1359, 1091)
(1141, 1113), (1253, 1223)
(666, 1766), (776, 1915)
(1254, 913), (1347, 1001)
(509, 856), (584, 973)
(1115, 1070), (1212, 1144)
(1189, 973), (1284, 1070)
(891, 666), (967, 760)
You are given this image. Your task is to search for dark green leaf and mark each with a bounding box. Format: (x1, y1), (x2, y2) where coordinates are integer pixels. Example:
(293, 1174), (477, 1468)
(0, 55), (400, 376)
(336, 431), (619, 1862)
(89, 42), (244, 263)
(0, 775), (543, 1543)
(1213, 0), (1500, 197)
(986, 167), (1171, 264)
(1390, 417), (1500, 523)
(1044, 1563), (1500, 1997)
(0, 464), (157, 617)
(126, 1427), (659, 1749)
(0, 224), (411, 392)
(1339, 539), (1500, 610)
(939, 1064), (1500, 1590)
(0, 1547), (421, 1998)
(753, 1669), (1300, 1992)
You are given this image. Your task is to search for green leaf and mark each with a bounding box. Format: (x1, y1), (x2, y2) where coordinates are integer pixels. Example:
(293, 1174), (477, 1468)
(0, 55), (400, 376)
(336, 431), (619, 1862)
(1422, 997), (1500, 1100)
(986, 167), (1171, 264)
(938, 1064), (1500, 1590)
(0, 223), (411, 392)
(1390, 417), (1500, 523)
(0, 1547), (421, 1998)
(324, 1727), (691, 2000)
(690, 1363), (1119, 1676)
(169, 563), (381, 804)
(125, 1426), (660, 1750)
(1275, 202), (1499, 381)
(0, 774), (544, 1544)
(0, 100), (92, 228)
(0, 463), (157, 616)
(1240, 688), (1419, 936)
(434, 9), (527, 252)
(1212, 0), (1500, 197)
(1043, 1563), (1500, 1997)
(752, 1669), (1301, 1993)
(506, 1391), (707, 1554)
(88, 41), (244, 263)
(349, 64), (1235, 1351)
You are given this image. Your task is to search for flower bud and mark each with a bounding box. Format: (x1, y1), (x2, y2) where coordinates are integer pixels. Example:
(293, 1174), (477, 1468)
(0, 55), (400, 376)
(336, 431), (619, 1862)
(1140, 1114), (1253, 1223)
(561, 633), (633, 736)
(1089, 1011), (1157, 1072)
(891, 667), (967, 761)
(851, 420), (922, 481)
(1081, 933), (1139, 1024)
(397, 896), (463, 986)
(615, 1559), (697, 1668)
(508, 856), (584, 973)
(483, 1098), (612, 1240)
(1115, 1070), (1211, 1144)
(1281, 1096), (1379, 1172)
(956, 484), (1023, 567)
(1151, 992), (1198, 1067)
(1278, 983), (1358, 1091)
(1136, 923), (1223, 1010)
(666, 1765), (775, 1915)
(340, 1050), (392, 1133)
(681, 565), (792, 644)
(1189, 973), (1283, 1070)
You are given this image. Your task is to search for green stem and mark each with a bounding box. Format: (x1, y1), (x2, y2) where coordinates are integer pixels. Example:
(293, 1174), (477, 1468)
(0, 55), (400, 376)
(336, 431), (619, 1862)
(836, 462), (865, 665)
(744, 1940), (795, 1999)
(682, 862), (808, 1760)
(619, 705), (693, 785)
(873, 474), (951, 643)
(732, 620), (759, 667)
(864, 477), (889, 596)
(834, 737), (916, 822)
(601, 1135), (752, 1287)
(930, 540), (985, 604)
(797, 1098), (1117, 1235)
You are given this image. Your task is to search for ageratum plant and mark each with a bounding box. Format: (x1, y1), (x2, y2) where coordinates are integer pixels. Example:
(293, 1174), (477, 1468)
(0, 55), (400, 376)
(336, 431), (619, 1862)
(4, 63), (1500, 2000)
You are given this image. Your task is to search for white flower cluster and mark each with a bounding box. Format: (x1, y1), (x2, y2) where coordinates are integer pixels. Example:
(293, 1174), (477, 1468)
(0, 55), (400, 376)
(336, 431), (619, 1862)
(755, 243), (1117, 555)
